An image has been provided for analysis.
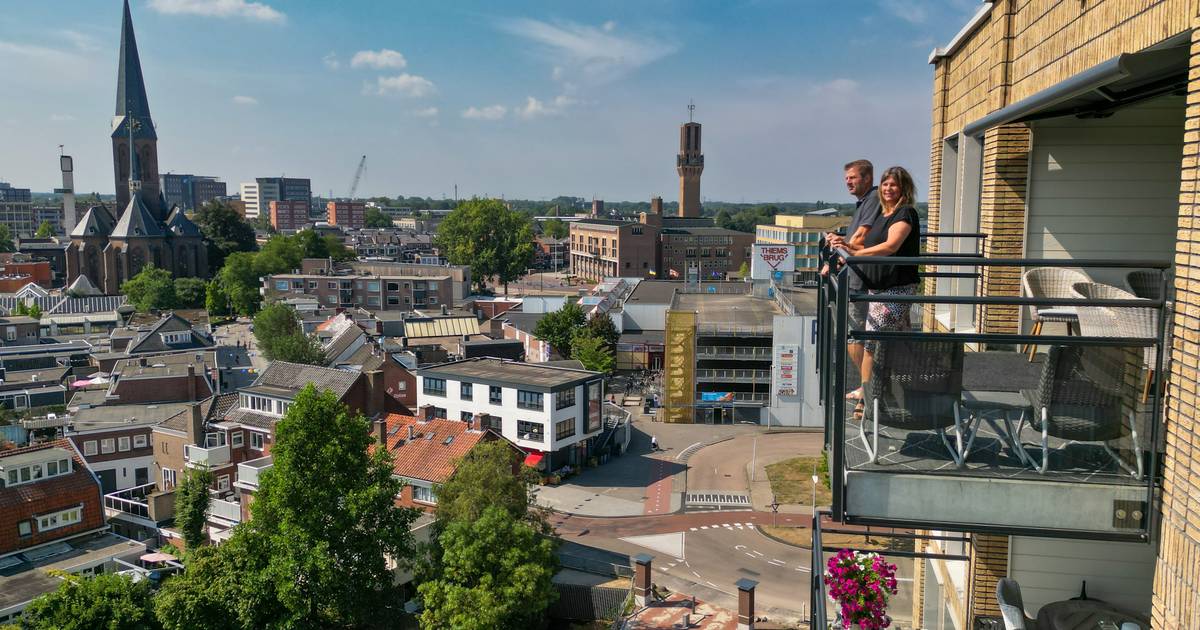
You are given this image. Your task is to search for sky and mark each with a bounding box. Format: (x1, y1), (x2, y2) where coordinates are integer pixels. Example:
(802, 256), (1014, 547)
(0, 0), (982, 204)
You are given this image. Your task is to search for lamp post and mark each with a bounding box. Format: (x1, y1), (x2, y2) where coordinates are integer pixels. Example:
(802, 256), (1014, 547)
(811, 463), (820, 516)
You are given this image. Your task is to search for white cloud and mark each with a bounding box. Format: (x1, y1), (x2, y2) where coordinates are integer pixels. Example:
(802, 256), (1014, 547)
(412, 107), (439, 118)
(497, 18), (678, 84)
(551, 66), (564, 81)
(0, 40), (80, 64)
(369, 73), (436, 97)
(462, 105), (507, 121)
(351, 49), (407, 70)
(148, 0), (285, 23)
(322, 52), (340, 70)
(232, 95), (259, 105)
(518, 94), (578, 119)
(49, 113), (76, 122)
(602, 20), (616, 32)
(878, 0), (928, 24)
(58, 29), (100, 52)
(812, 78), (859, 96)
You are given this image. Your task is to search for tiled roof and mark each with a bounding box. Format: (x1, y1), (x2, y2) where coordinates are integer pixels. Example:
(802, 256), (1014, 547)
(0, 439), (99, 513)
(220, 408), (276, 430)
(155, 394), (231, 433)
(252, 361), (361, 400)
(379, 414), (487, 484)
(125, 313), (212, 354)
(110, 195), (166, 239)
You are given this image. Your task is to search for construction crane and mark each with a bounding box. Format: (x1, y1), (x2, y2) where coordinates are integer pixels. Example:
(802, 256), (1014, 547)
(347, 154), (367, 198)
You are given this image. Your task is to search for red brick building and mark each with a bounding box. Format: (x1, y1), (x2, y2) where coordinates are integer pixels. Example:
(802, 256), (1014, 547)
(269, 200), (311, 232)
(0, 440), (104, 556)
(328, 201), (366, 229)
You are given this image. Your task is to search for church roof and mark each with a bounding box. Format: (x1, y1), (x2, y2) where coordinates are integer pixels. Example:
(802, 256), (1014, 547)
(113, 0), (156, 141)
(70, 205), (115, 238)
(166, 206), (203, 238)
(111, 194), (166, 239)
(65, 275), (103, 297)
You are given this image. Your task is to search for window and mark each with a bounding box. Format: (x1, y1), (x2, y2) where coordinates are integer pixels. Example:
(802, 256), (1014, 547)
(38, 506), (83, 532)
(161, 331), (190, 345)
(250, 432), (265, 450)
(231, 431), (244, 448)
(46, 460), (58, 476)
(367, 297), (380, 307)
(387, 296), (400, 305)
(489, 386), (502, 404)
(308, 281), (317, 290)
(325, 295), (337, 304)
(387, 282), (400, 291)
(423, 377), (446, 396)
(216, 475), (231, 492)
(100, 439), (115, 454)
(461, 411), (474, 422)
(367, 281), (380, 292)
(517, 420), (545, 442)
(412, 484), (437, 504)
(17, 520), (31, 537)
(161, 468), (176, 487)
(483, 415), (502, 432)
(118, 436), (131, 452)
(555, 388), (576, 410)
(274, 280), (289, 291)
(517, 390), (543, 411)
(555, 418), (576, 440)
(133, 434), (147, 448)
(460, 382), (473, 400)
(291, 280), (303, 289)
(84, 440), (97, 456)
(327, 282), (337, 289)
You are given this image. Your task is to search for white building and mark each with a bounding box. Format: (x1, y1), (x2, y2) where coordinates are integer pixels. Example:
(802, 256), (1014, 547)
(238, 180), (279, 220)
(415, 358), (605, 471)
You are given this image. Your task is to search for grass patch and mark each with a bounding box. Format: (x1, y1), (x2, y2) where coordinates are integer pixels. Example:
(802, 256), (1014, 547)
(765, 455), (833, 506)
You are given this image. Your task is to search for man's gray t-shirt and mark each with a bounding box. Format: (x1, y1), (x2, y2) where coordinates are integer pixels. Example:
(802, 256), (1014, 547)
(844, 187), (881, 291)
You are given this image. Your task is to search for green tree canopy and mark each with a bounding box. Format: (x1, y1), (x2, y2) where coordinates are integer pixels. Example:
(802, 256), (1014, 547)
(434, 440), (541, 530)
(217, 252), (262, 316)
(174, 277), (207, 309)
(0, 224), (17, 253)
(194, 200), (258, 269)
(363, 207), (394, 228)
(254, 235), (303, 275)
(122, 265), (178, 312)
(418, 506), (558, 630)
(154, 528), (284, 630)
(532, 302), (586, 359)
(252, 303), (326, 365)
(585, 313), (619, 350)
(204, 280), (230, 317)
(21, 572), (160, 630)
(570, 332), (615, 374)
(175, 467), (212, 552)
(542, 217), (568, 239)
(436, 198), (535, 293)
(34, 220), (55, 238)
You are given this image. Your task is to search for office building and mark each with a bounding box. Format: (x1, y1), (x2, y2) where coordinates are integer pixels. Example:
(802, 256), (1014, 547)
(160, 173), (226, 212)
(0, 183), (33, 237)
(328, 200), (366, 229)
(269, 200), (310, 231)
(755, 210), (851, 282)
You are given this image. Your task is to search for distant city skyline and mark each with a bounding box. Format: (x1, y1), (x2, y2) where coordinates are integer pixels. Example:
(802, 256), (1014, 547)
(1, 1), (980, 204)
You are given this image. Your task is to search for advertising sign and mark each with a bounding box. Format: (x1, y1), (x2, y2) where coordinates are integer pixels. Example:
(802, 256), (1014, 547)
(750, 244), (795, 279)
(700, 392), (735, 402)
(775, 344), (799, 396)
(586, 380), (603, 433)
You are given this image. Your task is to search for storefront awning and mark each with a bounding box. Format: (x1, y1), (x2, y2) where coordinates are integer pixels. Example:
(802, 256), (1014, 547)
(963, 38), (1189, 137)
(523, 452), (544, 467)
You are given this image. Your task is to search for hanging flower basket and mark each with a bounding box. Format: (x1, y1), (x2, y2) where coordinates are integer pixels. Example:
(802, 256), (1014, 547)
(824, 549), (899, 630)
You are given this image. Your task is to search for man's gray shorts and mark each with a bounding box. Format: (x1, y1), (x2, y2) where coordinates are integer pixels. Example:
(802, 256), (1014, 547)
(847, 300), (867, 345)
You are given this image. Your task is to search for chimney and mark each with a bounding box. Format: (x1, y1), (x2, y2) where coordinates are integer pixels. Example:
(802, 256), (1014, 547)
(375, 418), (387, 446)
(735, 578), (758, 630)
(186, 364), (197, 402)
(633, 554), (654, 607)
(441, 304), (448, 315)
(407, 424), (415, 441)
(187, 402), (204, 446)
(365, 369), (384, 417)
(592, 199), (604, 217)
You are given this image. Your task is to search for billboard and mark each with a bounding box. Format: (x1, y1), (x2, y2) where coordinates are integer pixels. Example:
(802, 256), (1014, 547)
(700, 392), (735, 402)
(750, 244), (795, 279)
(774, 344), (799, 396)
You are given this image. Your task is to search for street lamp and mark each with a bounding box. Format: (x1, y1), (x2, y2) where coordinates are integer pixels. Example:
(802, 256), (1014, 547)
(811, 465), (820, 516)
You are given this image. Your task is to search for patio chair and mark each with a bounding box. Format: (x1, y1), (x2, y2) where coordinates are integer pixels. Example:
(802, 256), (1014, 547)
(1014, 345), (1142, 479)
(996, 578), (1038, 630)
(1021, 268), (1090, 361)
(1072, 281), (1159, 403)
(859, 339), (975, 468)
(1124, 269), (1165, 301)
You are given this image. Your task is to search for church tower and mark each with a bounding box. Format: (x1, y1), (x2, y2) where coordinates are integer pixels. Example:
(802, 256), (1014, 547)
(111, 0), (161, 218)
(676, 102), (704, 218)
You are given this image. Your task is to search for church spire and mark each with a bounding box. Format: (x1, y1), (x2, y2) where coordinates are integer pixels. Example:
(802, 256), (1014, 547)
(113, 0), (156, 140)
(111, 0), (162, 215)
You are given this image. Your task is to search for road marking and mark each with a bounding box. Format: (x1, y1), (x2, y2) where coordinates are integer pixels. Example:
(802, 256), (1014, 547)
(796, 566), (811, 572)
(745, 552), (756, 558)
(768, 559), (786, 566)
(692, 571), (702, 578)
(707, 581), (719, 588)
(752, 551), (764, 557)
(676, 442), (703, 461)
(734, 544), (746, 551)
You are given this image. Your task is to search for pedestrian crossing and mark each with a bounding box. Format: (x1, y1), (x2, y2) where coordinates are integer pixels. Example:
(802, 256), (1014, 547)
(688, 522), (756, 531)
(685, 490), (752, 508)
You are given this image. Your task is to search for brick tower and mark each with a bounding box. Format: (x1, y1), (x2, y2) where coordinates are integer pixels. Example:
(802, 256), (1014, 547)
(676, 102), (704, 218)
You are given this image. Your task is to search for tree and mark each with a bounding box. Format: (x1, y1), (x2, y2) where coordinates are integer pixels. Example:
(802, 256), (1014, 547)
(418, 506), (558, 630)
(174, 277), (207, 309)
(542, 218), (568, 239)
(570, 333), (615, 374)
(252, 303), (325, 365)
(122, 265), (178, 312)
(193, 200), (257, 269)
(434, 440), (541, 530)
(25, 303), (41, 320)
(324, 234), (355, 262)
(154, 530), (284, 630)
(585, 313), (619, 350)
(175, 467), (213, 552)
(0, 224), (15, 253)
(217, 252), (261, 315)
(205, 280), (230, 317)
(254, 235), (303, 275)
(738, 261), (750, 277)
(21, 572), (160, 630)
(532, 302), (586, 359)
(267, 332), (326, 366)
(35, 220), (55, 238)
(436, 198), (535, 293)
(364, 207), (393, 228)
(251, 211), (274, 233)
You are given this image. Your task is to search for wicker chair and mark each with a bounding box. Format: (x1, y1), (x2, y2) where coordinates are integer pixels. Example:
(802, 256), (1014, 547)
(996, 578), (1037, 630)
(1124, 269), (1165, 301)
(1072, 281), (1158, 402)
(1014, 345), (1142, 478)
(859, 339), (974, 467)
(1021, 268), (1090, 361)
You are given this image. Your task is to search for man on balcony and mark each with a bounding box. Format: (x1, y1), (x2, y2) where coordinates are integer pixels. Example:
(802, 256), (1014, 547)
(823, 159), (880, 404)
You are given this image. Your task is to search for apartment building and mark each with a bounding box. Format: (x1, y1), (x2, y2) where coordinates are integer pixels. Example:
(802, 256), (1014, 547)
(415, 358), (604, 471)
(660, 227), (753, 282)
(0, 183), (33, 237)
(67, 402), (190, 493)
(328, 200), (366, 229)
(269, 200), (311, 231)
(570, 219), (658, 280)
(264, 271), (453, 311)
(160, 174), (226, 212)
(755, 210), (851, 282)
(809, 4), (1200, 629)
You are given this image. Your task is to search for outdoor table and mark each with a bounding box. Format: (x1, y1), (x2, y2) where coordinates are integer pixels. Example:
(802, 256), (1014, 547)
(1035, 600), (1150, 630)
(961, 389), (1029, 457)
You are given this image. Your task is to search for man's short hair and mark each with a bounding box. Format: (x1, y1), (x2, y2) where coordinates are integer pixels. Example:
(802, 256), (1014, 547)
(844, 159), (874, 181)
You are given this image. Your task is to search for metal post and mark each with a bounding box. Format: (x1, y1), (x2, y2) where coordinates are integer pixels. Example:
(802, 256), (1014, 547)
(750, 436), (757, 482)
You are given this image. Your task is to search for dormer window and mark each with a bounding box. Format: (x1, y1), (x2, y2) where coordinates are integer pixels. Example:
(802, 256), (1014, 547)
(161, 331), (190, 345)
(2, 453), (73, 488)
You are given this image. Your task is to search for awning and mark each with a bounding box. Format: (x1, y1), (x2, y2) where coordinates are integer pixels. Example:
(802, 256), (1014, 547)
(963, 38), (1189, 137)
(523, 452), (544, 467)
(139, 552), (176, 563)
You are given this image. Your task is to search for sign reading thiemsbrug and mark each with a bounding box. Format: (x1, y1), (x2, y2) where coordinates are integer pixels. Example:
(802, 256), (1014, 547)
(750, 244), (795, 280)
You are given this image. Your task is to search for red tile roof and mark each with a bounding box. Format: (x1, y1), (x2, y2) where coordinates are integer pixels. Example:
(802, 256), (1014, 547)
(0, 439), (105, 555)
(378, 414), (487, 485)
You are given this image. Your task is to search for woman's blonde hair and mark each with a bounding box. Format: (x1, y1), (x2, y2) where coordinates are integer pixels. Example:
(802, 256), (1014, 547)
(879, 166), (917, 211)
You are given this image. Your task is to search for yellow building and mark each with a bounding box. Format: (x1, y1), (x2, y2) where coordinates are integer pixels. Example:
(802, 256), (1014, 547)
(754, 211), (850, 280)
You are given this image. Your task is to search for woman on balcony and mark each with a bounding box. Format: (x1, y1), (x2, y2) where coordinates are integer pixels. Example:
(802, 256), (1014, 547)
(827, 166), (921, 417)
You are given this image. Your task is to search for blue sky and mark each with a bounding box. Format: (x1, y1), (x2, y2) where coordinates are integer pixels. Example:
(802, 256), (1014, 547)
(0, 0), (981, 204)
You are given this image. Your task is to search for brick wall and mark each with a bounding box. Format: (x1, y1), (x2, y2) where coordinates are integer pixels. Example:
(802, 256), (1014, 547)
(977, 124), (1030, 333)
(966, 534), (1009, 627)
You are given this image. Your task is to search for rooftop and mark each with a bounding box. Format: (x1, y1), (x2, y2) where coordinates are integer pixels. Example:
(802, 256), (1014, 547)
(625, 280), (681, 305)
(0, 533), (147, 614)
(71, 402), (192, 432)
(673, 292), (782, 329)
(378, 414), (489, 484)
(419, 357), (599, 390)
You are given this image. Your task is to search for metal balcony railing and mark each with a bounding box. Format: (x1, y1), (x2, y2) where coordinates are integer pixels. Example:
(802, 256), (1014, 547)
(695, 346), (772, 360)
(694, 369), (770, 382)
(185, 444), (230, 468)
(816, 235), (1169, 541)
(103, 482), (157, 521)
(236, 456), (272, 490)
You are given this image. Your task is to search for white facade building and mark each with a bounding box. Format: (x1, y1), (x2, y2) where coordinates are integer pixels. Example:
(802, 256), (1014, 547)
(238, 181), (279, 220)
(415, 358), (605, 470)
